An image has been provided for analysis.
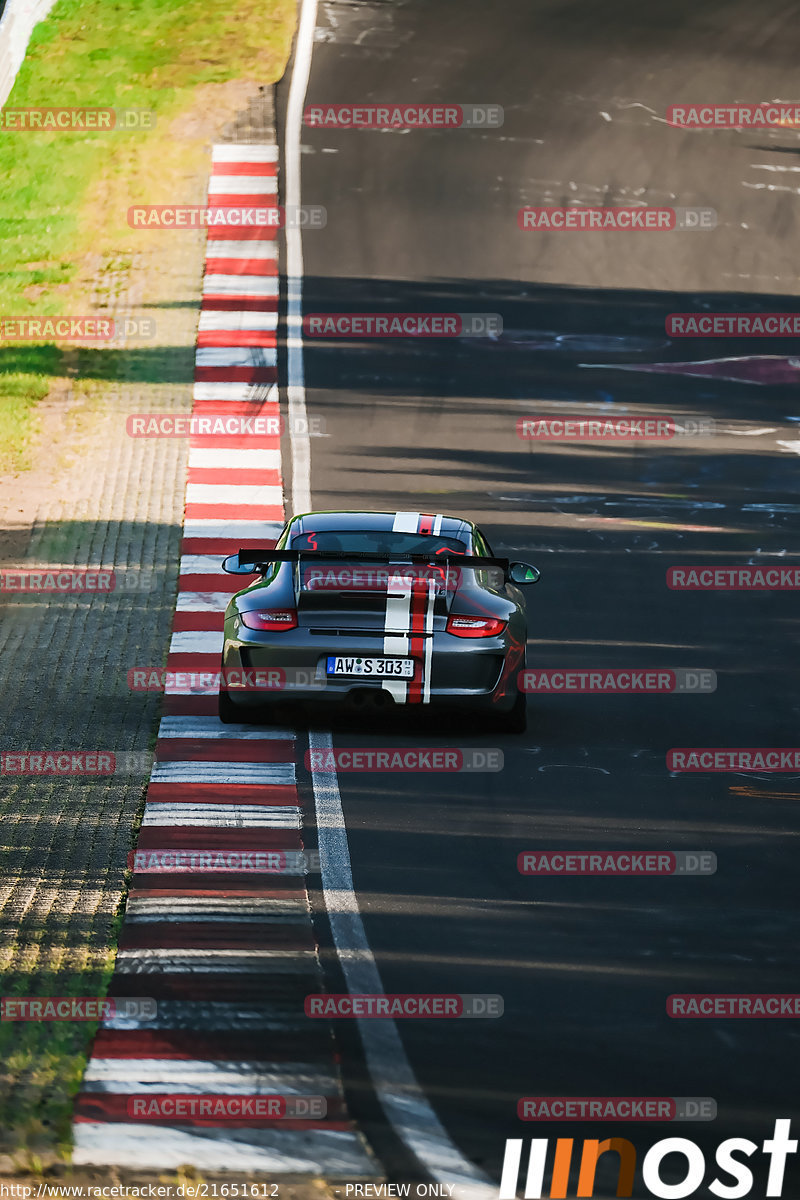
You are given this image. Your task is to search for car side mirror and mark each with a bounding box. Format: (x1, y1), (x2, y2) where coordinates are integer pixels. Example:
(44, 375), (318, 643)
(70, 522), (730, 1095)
(221, 554), (259, 575)
(508, 561), (541, 585)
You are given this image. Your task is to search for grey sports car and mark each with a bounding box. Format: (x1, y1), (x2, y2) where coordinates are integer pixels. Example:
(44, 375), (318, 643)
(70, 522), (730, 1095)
(218, 509), (540, 732)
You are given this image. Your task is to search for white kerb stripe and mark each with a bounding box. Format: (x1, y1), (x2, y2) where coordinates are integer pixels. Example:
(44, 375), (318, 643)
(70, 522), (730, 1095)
(175, 592), (233, 613)
(72, 1124), (376, 1174)
(113, 951), (315, 971)
(180, 553), (239, 573)
(193, 382), (278, 403)
(203, 275), (278, 297)
(168, 630), (222, 654)
(141, 804), (301, 828)
(207, 175), (277, 195)
(84, 1059), (337, 1089)
(182, 518), (284, 539)
(149, 761), (295, 784)
(205, 241), (278, 261)
(187, 448), (281, 470)
(185, 484), (283, 505)
(212, 144), (278, 163)
(198, 310), (278, 331)
(157, 716), (294, 740)
(125, 897), (305, 917)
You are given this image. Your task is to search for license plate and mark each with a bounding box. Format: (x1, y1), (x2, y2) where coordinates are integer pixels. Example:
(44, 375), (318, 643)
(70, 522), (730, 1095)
(326, 656), (414, 678)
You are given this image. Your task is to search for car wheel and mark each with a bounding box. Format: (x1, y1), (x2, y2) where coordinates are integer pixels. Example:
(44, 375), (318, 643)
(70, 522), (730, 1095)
(497, 690), (527, 734)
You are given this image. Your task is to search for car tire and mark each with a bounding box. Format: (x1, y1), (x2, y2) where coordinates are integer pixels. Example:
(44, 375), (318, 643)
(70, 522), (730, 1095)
(497, 690), (527, 734)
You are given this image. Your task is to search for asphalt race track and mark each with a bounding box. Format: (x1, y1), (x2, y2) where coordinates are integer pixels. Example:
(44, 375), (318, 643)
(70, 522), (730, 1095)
(275, 0), (800, 1193)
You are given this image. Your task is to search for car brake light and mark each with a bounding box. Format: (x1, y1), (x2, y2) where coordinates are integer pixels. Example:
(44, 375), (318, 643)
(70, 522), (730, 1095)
(239, 609), (298, 631)
(446, 614), (507, 638)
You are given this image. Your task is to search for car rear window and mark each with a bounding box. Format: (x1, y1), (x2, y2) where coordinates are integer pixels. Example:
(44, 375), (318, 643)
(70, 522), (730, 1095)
(290, 529), (469, 555)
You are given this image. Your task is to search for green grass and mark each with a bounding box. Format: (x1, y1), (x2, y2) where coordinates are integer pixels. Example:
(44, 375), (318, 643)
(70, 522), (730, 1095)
(0, 0), (296, 471)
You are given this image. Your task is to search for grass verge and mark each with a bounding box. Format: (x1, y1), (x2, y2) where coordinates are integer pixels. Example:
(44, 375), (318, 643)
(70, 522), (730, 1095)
(0, 0), (295, 472)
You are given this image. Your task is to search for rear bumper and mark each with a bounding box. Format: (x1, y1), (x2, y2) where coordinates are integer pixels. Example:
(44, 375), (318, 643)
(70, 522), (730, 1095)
(221, 625), (523, 711)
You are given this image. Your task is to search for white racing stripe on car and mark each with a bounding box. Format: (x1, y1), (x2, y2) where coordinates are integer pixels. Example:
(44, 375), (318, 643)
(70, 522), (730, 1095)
(423, 584), (435, 704)
(157, 716), (293, 740)
(391, 511), (421, 534)
(188, 447), (281, 471)
(196, 347), (278, 368)
(185, 483), (283, 506)
(202, 275), (279, 297)
(192, 382), (278, 403)
(149, 761), (295, 785)
(382, 577), (411, 704)
(433, 513), (443, 535)
(141, 804), (300, 828)
(73, 1126), (377, 1175)
(207, 175), (278, 195)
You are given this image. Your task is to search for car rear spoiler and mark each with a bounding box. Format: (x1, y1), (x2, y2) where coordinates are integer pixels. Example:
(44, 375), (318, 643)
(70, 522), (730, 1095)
(224, 549), (510, 574)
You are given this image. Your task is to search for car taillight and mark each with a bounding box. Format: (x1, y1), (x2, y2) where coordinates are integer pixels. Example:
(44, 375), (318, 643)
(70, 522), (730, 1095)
(446, 614), (507, 638)
(239, 609), (298, 631)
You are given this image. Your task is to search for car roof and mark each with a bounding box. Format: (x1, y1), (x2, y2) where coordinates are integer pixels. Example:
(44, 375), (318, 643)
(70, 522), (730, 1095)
(286, 510), (475, 538)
